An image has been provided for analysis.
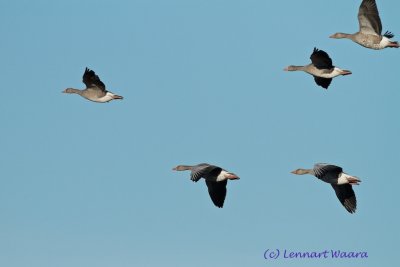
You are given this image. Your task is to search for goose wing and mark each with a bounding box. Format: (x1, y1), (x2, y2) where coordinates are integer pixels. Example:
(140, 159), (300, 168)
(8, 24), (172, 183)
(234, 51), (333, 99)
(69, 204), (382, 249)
(313, 77), (332, 89)
(358, 0), (382, 35)
(205, 180), (227, 208)
(310, 48), (333, 70)
(82, 68), (106, 91)
(190, 164), (222, 182)
(331, 184), (357, 213)
(313, 163), (343, 182)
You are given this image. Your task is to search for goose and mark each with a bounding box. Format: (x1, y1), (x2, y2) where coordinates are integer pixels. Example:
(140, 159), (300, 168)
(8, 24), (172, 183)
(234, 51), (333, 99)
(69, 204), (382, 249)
(172, 163), (239, 208)
(330, 0), (399, 49)
(284, 48), (352, 89)
(291, 163), (361, 213)
(63, 68), (123, 103)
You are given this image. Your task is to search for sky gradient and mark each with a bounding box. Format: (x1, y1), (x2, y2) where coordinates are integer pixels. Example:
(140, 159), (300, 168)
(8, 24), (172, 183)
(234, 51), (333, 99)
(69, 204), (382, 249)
(1, 0), (399, 266)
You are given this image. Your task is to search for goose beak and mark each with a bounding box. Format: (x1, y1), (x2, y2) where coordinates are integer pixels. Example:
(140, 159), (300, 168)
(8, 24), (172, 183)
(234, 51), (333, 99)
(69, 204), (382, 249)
(290, 170), (296, 174)
(172, 167), (177, 171)
(283, 67), (289, 71)
(329, 34), (335, 38)
(341, 70), (352, 76)
(62, 89), (67, 93)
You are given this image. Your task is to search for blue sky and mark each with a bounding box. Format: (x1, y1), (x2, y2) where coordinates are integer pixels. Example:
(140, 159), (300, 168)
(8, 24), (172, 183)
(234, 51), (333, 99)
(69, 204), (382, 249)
(0, 0), (399, 266)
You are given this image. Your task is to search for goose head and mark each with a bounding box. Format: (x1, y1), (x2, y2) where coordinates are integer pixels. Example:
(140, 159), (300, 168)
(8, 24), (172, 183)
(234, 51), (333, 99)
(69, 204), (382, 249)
(172, 165), (191, 171)
(284, 65), (304, 71)
(291, 169), (310, 175)
(62, 88), (78, 94)
(329, 33), (350, 39)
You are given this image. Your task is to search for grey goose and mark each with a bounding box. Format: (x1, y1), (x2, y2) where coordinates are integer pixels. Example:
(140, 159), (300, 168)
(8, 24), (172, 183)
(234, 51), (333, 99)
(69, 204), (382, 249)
(172, 163), (239, 208)
(291, 163), (361, 213)
(330, 0), (399, 49)
(284, 48), (352, 89)
(63, 68), (123, 103)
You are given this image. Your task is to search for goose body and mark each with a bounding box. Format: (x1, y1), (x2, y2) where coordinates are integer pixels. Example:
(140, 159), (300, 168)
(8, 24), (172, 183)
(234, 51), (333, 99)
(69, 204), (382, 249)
(291, 163), (361, 213)
(63, 68), (123, 103)
(284, 48), (352, 89)
(172, 163), (239, 208)
(330, 0), (399, 49)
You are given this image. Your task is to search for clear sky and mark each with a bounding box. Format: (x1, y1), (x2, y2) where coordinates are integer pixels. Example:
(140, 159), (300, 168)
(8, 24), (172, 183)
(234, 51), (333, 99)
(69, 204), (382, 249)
(0, 0), (399, 266)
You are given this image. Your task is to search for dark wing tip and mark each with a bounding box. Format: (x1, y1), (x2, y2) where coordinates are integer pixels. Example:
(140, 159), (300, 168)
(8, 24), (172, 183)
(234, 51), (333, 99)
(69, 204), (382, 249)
(343, 197), (357, 214)
(384, 31), (395, 38)
(311, 47), (327, 55)
(209, 192), (225, 208)
(205, 180), (227, 209)
(214, 203), (224, 208)
(314, 48), (328, 57)
(211, 198), (224, 208)
(83, 67), (94, 77)
(331, 184), (357, 214)
(310, 48), (332, 69)
(190, 173), (201, 182)
(82, 67), (106, 90)
(320, 83), (330, 89)
(313, 77), (332, 89)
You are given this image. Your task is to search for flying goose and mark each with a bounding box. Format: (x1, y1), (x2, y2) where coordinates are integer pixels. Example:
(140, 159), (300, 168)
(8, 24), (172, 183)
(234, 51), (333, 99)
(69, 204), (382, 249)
(172, 163), (239, 208)
(63, 68), (123, 103)
(330, 0), (399, 49)
(291, 163), (361, 213)
(284, 48), (352, 89)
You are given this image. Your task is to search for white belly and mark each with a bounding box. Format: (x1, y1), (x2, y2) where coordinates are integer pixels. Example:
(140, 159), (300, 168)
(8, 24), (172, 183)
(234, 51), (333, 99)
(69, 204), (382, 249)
(93, 92), (114, 103)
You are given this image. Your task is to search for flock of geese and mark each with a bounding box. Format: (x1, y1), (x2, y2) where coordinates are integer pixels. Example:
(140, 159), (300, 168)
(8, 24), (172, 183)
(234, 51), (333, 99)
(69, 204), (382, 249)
(62, 0), (397, 214)
(285, 0), (398, 89)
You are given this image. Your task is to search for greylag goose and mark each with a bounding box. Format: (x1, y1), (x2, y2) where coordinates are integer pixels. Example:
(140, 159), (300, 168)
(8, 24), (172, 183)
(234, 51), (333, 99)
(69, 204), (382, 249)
(291, 163), (361, 213)
(330, 0), (399, 49)
(172, 163), (239, 208)
(284, 48), (352, 89)
(63, 68), (123, 103)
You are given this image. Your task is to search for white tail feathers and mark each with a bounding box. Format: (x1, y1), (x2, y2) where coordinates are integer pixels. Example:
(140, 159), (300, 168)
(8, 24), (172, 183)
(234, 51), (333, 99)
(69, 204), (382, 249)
(338, 173), (361, 185)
